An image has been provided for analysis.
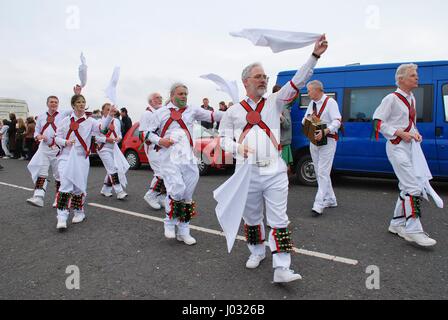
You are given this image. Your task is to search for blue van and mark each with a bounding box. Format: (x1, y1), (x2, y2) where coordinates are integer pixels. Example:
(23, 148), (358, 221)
(276, 61), (448, 185)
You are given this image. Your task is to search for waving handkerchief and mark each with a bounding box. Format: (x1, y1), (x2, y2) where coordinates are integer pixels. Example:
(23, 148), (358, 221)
(230, 29), (321, 53)
(200, 74), (240, 104)
(105, 66), (120, 105)
(79, 52), (88, 88)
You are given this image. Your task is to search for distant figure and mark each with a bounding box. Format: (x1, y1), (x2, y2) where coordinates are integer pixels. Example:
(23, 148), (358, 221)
(120, 107), (132, 138)
(25, 117), (36, 160)
(200, 98), (214, 129)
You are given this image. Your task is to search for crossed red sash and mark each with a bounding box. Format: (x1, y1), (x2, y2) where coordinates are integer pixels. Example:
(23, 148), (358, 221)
(238, 99), (282, 151)
(97, 120), (117, 151)
(390, 92), (416, 145)
(66, 117), (90, 158)
(155, 108), (193, 151)
(40, 112), (59, 147)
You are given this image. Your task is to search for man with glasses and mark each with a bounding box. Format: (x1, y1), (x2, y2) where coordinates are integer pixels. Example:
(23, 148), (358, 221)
(218, 35), (328, 283)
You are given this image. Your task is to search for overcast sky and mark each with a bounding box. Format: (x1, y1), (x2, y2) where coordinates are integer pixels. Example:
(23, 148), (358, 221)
(1, 0), (447, 119)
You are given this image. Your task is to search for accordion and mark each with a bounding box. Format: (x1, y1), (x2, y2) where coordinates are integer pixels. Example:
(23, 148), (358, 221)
(303, 117), (327, 146)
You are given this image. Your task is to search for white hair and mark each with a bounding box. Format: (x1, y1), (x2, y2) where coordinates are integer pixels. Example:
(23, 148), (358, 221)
(395, 64), (418, 86)
(306, 80), (324, 91)
(242, 62), (263, 81)
(170, 82), (188, 97)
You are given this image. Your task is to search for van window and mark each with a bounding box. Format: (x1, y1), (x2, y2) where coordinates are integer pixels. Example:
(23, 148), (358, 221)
(299, 93), (337, 109)
(343, 85), (433, 122)
(443, 84), (448, 122)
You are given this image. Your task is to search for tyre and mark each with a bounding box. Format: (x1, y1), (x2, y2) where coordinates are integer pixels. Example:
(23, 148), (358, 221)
(295, 154), (317, 186)
(196, 155), (210, 176)
(125, 150), (141, 170)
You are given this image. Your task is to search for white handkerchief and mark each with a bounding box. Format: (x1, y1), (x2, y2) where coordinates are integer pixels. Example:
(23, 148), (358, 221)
(200, 74), (240, 104)
(79, 52), (88, 88)
(105, 66), (120, 105)
(230, 28), (321, 53)
(214, 162), (251, 253)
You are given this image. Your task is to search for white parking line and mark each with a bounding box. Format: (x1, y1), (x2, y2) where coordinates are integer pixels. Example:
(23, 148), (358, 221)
(89, 203), (359, 266)
(0, 181), (359, 266)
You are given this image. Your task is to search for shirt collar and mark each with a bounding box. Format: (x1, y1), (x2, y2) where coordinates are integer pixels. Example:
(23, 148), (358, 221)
(314, 94), (327, 104)
(396, 88), (414, 100)
(245, 96), (265, 105)
(71, 112), (86, 121)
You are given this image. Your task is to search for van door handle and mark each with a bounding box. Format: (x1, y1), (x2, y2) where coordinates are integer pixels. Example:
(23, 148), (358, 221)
(436, 127), (443, 137)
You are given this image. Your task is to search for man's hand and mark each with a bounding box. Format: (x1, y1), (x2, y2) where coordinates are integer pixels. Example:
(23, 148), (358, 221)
(36, 134), (48, 142)
(237, 144), (254, 158)
(159, 138), (174, 148)
(73, 85), (82, 95)
(313, 34), (328, 57)
(396, 129), (413, 143)
(315, 128), (330, 142)
(414, 132), (423, 143)
(66, 139), (76, 146)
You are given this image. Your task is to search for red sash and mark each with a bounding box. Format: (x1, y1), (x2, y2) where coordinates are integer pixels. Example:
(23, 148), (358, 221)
(97, 120), (117, 151)
(238, 99), (282, 151)
(390, 92), (416, 145)
(155, 108), (193, 151)
(66, 117), (90, 158)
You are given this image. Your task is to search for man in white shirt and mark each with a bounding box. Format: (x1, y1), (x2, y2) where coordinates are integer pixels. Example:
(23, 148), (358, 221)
(373, 63), (436, 247)
(140, 92), (166, 210)
(302, 80), (341, 215)
(147, 83), (223, 245)
(218, 35), (328, 283)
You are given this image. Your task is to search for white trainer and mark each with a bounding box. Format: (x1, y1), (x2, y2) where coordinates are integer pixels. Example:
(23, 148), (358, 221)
(164, 225), (176, 239)
(388, 225), (406, 238)
(117, 191), (128, 200)
(176, 234), (197, 246)
(26, 197), (44, 208)
(246, 254), (266, 269)
(402, 232), (437, 247)
(72, 212), (86, 224)
(273, 268), (302, 283)
(101, 190), (113, 197)
(52, 197), (57, 208)
(56, 218), (67, 231)
(144, 194), (161, 210)
(324, 202), (338, 208)
(312, 205), (323, 215)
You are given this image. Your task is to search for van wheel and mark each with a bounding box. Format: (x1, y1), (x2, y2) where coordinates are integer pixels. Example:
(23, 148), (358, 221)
(197, 156), (210, 176)
(295, 154), (317, 186)
(125, 150), (141, 170)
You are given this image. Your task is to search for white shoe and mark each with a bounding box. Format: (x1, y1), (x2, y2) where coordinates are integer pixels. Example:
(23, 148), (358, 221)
(117, 191), (128, 200)
(72, 212), (86, 224)
(402, 232), (437, 247)
(246, 254), (266, 269)
(164, 225), (176, 239)
(101, 190), (113, 197)
(52, 198), (57, 208)
(144, 194), (161, 210)
(176, 234), (197, 245)
(56, 218), (67, 231)
(26, 197), (44, 208)
(324, 202), (338, 208)
(388, 225), (406, 238)
(273, 268), (302, 283)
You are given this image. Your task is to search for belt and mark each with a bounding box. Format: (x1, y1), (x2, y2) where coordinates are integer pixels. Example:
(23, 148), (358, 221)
(256, 159), (272, 167)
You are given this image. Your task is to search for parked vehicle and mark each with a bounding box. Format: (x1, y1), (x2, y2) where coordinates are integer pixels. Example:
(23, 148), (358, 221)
(120, 122), (234, 174)
(276, 60), (448, 185)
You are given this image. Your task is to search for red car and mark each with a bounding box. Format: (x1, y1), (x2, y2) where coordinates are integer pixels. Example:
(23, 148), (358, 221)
(120, 122), (234, 175)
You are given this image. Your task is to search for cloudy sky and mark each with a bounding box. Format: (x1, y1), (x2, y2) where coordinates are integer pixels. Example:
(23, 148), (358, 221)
(1, 0), (447, 119)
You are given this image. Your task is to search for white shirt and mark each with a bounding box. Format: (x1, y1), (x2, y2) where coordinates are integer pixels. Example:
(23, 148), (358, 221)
(373, 88), (418, 140)
(139, 105), (159, 137)
(34, 109), (72, 147)
(301, 94), (342, 134)
(55, 112), (112, 157)
(219, 55), (318, 162)
(94, 116), (122, 150)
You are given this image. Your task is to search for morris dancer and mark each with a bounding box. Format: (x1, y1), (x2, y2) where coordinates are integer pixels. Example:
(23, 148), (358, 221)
(216, 36), (328, 283)
(96, 103), (129, 200)
(146, 83), (223, 245)
(140, 93), (166, 210)
(373, 64), (443, 247)
(54, 91), (115, 231)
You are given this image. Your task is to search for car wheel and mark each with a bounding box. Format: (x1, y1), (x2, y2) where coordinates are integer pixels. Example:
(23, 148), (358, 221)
(295, 154), (317, 186)
(125, 150), (141, 170)
(197, 156), (210, 176)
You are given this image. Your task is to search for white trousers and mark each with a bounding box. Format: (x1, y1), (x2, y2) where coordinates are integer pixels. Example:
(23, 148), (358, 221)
(160, 149), (199, 236)
(386, 141), (424, 233)
(33, 147), (60, 198)
(1, 138), (12, 157)
(242, 162), (292, 269)
(145, 146), (163, 200)
(309, 138), (337, 210)
(98, 148), (123, 193)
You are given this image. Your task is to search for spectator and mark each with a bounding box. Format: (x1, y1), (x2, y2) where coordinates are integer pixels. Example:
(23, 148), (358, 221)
(216, 101), (228, 129)
(200, 98), (214, 129)
(92, 109), (102, 119)
(0, 119), (12, 158)
(0, 121), (4, 157)
(15, 118), (26, 160)
(120, 107), (132, 138)
(5, 113), (17, 158)
(25, 117), (36, 160)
